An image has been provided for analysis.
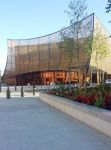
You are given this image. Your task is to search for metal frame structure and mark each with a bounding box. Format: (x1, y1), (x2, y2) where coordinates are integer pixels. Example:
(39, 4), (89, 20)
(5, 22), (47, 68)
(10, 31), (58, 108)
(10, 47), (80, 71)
(3, 14), (95, 85)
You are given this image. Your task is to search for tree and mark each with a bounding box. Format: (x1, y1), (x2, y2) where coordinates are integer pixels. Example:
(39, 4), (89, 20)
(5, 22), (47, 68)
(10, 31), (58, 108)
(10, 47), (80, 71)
(80, 21), (93, 58)
(66, 0), (87, 25)
(106, 0), (111, 13)
(59, 28), (76, 82)
(66, 0), (88, 60)
(91, 25), (109, 84)
(59, 0), (88, 83)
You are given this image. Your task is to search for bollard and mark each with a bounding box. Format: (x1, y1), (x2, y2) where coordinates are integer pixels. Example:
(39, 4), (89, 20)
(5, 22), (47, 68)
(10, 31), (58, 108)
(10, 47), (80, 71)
(21, 86), (24, 97)
(15, 86), (17, 91)
(0, 83), (1, 92)
(6, 87), (10, 99)
(33, 85), (35, 95)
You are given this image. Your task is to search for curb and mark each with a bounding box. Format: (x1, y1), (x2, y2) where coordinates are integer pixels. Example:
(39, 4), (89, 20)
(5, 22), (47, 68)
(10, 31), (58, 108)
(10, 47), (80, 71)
(39, 92), (111, 138)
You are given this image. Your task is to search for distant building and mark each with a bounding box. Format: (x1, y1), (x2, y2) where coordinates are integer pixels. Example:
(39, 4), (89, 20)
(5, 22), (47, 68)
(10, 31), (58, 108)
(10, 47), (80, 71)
(3, 13), (111, 85)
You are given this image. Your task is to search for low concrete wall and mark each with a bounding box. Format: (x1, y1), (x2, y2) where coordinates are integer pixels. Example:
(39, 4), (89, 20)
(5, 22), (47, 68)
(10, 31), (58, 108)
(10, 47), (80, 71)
(39, 93), (111, 138)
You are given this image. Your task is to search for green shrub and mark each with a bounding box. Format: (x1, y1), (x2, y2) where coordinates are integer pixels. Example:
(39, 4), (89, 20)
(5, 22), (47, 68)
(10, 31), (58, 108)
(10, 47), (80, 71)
(95, 95), (104, 108)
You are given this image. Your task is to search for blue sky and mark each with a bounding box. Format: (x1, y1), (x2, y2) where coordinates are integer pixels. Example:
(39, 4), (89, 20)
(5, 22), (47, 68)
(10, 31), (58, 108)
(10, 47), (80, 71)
(0, 0), (111, 74)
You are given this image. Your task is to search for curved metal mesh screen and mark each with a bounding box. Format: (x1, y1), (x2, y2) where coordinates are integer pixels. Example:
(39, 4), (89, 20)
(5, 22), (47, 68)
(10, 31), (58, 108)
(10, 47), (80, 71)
(4, 14), (94, 78)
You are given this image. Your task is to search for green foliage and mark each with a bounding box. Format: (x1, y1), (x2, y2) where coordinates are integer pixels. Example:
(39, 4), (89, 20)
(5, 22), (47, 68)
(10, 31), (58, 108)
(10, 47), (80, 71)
(95, 95), (104, 108)
(93, 35), (108, 58)
(94, 83), (111, 108)
(91, 86), (98, 95)
(59, 30), (75, 60)
(106, 0), (111, 22)
(82, 34), (93, 57)
(65, 0), (87, 25)
(92, 26), (109, 66)
(74, 87), (84, 96)
(97, 83), (105, 96)
(56, 81), (64, 85)
(48, 82), (111, 110)
(92, 25), (109, 84)
(59, 0), (92, 72)
(104, 84), (111, 92)
(106, 0), (111, 13)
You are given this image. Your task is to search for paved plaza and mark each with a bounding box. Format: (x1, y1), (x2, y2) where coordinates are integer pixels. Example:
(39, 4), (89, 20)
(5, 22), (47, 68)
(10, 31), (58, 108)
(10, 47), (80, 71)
(0, 92), (111, 150)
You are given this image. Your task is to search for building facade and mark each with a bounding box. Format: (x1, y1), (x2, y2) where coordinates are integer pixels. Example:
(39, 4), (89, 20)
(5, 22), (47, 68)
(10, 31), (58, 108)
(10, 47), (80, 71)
(3, 13), (111, 85)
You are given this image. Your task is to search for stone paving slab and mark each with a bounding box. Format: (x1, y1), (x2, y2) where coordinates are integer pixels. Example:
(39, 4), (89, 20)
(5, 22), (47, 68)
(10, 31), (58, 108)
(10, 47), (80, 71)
(0, 91), (38, 98)
(0, 95), (111, 150)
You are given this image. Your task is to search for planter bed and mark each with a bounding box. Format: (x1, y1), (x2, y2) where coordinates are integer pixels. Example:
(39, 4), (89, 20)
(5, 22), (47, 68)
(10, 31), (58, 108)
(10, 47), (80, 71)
(39, 92), (111, 138)
(47, 85), (111, 111)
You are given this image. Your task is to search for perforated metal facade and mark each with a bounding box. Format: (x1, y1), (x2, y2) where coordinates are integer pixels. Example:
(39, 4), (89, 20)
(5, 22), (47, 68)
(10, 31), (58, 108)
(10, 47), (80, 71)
(3, 14), (94, 85)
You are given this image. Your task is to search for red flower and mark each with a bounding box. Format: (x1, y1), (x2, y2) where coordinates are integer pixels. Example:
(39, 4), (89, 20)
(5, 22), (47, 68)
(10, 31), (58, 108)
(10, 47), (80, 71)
(75, 95), (96, 105)
(104, 95), (111, 106)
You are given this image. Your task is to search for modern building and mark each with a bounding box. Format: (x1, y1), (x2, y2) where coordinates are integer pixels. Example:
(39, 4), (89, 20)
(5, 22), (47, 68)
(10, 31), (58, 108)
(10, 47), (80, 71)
(3, 13), (111, 85)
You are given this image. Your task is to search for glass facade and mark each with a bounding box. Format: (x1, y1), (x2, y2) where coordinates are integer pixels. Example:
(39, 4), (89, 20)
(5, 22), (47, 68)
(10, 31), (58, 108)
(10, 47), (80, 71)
(3, 14), (94, 85)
